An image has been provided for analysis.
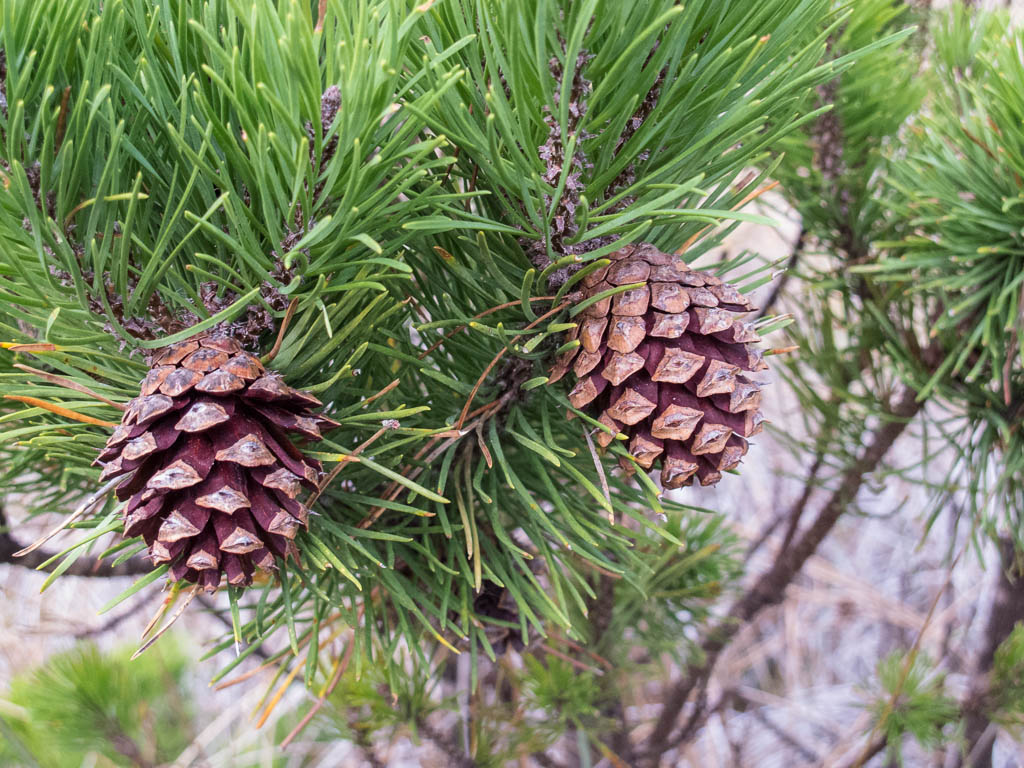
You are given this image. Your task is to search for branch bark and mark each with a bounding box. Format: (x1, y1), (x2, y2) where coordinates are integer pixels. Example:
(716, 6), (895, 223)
(957, 536), (1024, 768)
(586, 572), (637, 763)
(639, 387), (924, 766)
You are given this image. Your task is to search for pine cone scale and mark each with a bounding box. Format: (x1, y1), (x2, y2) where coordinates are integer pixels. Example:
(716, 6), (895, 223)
(160, 368), (204, 396)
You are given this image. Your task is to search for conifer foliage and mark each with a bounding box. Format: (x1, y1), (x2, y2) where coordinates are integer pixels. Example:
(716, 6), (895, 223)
(0, 1), (885, 758)
(0, 0), (840, 663)
(3, 0), (1024, 764)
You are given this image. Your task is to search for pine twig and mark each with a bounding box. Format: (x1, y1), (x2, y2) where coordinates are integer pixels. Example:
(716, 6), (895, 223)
(260, 297), (298, 364)
(852, 532), (971, 768)
(305, 423), (393, 508)
(454, 301), (569, 431)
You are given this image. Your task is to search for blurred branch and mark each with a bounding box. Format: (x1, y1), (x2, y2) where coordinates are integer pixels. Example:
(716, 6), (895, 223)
(0, 506), (150, 578)
(754, 225), (807, 321)
(74, 601), (148, 639)
(640, 385), (925, 766)
(956, 536), (1024, 768)
(351, 726), (387, 768)
(778, 447), (828, 555)
(105, 727), (154, 768)
(586, 572), (636, 763)
(838, 735), (887, 768)
(534, 750), (570, 768)
(750, 707), (821, 764)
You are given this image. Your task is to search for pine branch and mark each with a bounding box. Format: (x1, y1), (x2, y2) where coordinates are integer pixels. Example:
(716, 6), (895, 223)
(640, 385), (925, 765)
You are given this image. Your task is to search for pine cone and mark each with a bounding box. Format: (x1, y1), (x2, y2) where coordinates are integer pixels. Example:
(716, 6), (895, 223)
(550, 243), (767, 489)
(94, 334), (336, 590)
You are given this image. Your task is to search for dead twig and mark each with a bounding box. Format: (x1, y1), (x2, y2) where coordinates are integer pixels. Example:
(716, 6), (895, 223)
(261, 297), (299, 365)
(455, 301), (569, 431)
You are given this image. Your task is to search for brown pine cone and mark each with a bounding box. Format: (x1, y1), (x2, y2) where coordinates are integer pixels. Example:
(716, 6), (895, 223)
(550, 243), (767, 489)
(93, 334), (337, 590)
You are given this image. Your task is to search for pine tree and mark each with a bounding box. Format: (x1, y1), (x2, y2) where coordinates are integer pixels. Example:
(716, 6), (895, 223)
(2, 1), (1023, 766)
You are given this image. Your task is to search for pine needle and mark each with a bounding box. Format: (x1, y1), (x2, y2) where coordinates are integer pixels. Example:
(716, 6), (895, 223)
(131, 585), (200, 660)
(13, 364), (127, 410)
(4, 395), (118, 426)
(255, 622), (355, 729)
(676, 181), (781, 255)
(142, 581), (183, 639)
(417, 296), (557, 361)
(306, 424), (392, 508)
(0, 342), (58, 353)
(280, 634), (355, 748)
(13, 476), (122, 557)
(583, 426), (613, 524)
